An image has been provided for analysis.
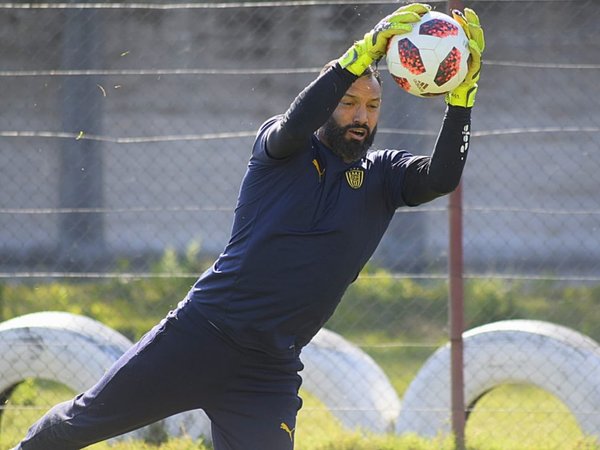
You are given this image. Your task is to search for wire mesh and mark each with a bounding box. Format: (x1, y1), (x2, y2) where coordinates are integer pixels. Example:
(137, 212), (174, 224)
(0, 0), (599, 448)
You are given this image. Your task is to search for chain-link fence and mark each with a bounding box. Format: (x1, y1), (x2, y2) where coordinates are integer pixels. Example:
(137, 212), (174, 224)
(1, 0), (599, 448)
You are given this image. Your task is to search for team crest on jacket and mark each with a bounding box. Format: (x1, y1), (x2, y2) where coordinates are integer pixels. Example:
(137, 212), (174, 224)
(345, 168), (364, 189)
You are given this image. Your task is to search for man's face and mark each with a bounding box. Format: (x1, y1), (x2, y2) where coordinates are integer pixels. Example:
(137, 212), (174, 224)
(318, 75), (382, 163)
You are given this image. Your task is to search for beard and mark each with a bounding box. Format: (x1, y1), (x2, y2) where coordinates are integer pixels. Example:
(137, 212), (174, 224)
(320, 117), (377, 163)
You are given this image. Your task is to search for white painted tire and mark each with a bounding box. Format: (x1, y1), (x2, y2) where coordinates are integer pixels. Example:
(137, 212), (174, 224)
(173, 328), (402, 436)
(302, 328), (400, 433)
(396, 320), (600, 438)
(0, 313), (399, 439)
(141, 328), (402, 437)
(0, 311), (132, 395)
(0, 311), (211, 442)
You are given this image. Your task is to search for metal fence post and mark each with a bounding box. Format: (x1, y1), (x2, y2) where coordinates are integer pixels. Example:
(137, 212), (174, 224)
(59, 0), (105, 269)
(447, 1), (466, 448)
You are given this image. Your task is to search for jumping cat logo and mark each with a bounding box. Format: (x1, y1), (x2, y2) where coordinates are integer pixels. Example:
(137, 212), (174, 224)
(280, 422), (295, 442)
(345, 168), (364, 189)
(312, 158), (325, 181)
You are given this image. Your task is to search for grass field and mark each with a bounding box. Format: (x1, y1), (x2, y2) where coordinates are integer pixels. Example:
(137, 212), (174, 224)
(1, 374), (599, 449)
(2, 265), (600, 449)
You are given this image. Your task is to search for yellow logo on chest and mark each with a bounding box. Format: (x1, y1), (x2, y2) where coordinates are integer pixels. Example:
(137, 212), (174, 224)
(345, 168), (364, 189)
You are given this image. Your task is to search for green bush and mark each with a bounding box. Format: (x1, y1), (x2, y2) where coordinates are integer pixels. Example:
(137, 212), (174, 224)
(2, 252), (600, 450)
(2, 250), (600, 343)
(327, 266), (449, 342)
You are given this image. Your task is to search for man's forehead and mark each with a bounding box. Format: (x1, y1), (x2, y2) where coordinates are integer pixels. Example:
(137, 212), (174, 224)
(345, 76), (382, 100)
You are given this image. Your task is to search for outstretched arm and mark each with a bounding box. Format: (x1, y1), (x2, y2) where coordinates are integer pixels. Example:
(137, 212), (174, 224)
(402, 7), (485, 205)
(266, 3), (431, 160)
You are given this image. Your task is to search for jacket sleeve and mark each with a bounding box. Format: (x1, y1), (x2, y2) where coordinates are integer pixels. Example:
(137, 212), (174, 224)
(401, 105), (472, 206)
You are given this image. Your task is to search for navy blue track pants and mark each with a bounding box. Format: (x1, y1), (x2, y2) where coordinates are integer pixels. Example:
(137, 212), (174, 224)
(14, 315), (304, 450)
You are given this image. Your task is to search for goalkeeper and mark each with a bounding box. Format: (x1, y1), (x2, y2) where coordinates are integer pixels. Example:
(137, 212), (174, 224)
(13, 4), (484, 450)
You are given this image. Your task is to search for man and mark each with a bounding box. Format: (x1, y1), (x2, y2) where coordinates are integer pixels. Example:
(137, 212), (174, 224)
(13, 3), (484, 449)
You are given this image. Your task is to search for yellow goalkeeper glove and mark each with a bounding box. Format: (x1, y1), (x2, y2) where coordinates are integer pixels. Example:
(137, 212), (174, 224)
(339, 3), (431, 77)
(445, 8), (485, 108)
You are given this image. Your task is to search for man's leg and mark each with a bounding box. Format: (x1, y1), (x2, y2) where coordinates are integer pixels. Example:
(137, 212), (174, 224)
(208, 355), (304, 450)
(15, 318), (239, 449)
(209, 390), (302, 450)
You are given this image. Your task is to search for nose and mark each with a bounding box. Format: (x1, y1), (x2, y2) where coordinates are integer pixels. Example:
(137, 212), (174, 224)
(353, 104), (368, 124)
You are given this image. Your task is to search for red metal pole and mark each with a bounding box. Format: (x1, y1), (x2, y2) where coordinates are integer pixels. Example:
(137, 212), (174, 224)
(446, 1), (466, 449)
(448, 184), (465, 450)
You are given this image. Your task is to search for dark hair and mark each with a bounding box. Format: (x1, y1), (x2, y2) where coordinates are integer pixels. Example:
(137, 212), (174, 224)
(321, 59), (382, 86)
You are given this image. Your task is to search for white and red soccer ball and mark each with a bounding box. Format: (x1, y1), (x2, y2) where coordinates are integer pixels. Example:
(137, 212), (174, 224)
(385, 10), (470, 97)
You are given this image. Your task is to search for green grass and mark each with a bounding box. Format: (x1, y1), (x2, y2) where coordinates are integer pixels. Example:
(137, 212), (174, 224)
(2, 256), (600, 449)
(2, 380), (599, 450)
(465, 384), (599, 450)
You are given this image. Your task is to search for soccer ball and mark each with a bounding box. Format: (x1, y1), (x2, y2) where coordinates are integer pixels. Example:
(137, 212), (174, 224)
(385, 10), (470, 97)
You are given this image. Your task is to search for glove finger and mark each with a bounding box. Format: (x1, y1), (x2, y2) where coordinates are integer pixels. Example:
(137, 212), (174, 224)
(394, 3), (431, 16)
(387, 11), (423, 25)
(451, 9), (469, 35)
(463, 8), (481, 27)
(372, 19), (413, 37)
(467, 38), (482, 58)
(386, 23), (415, 33)
(469, 25), (485, 53)
(463, 8), (485, 52)
(373, 23), (414, 47)
(374, 12), (417, 34)
(465, 52), (482, 84)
